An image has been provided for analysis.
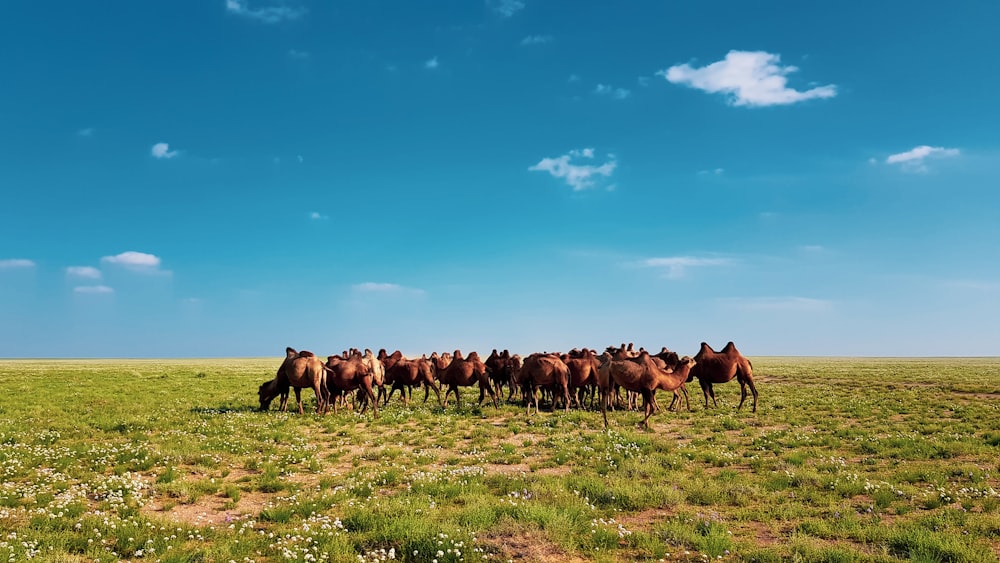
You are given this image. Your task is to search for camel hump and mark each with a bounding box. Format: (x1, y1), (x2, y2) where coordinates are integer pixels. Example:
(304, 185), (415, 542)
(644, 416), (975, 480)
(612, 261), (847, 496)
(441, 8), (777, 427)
(298, 350), (315, 358)
(285, 347), (298, 358)
(453, 349), (464, 360)
(722, 341), (737, 353)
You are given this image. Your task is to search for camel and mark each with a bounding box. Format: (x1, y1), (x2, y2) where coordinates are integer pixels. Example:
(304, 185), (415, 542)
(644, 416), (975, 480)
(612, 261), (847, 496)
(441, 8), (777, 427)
(258, 347), (329, 414)
(689, 341), (758, 412)
(563, 348), (601, 409)
(384, 355), (443, 406)
(517, 353), (571, 414)
(430, 350), (499, 409)
(484, 349), (513, 400)
(600, 351), (696, 428)
(325, 352), (379, 417)
(361, 348), (386, 404)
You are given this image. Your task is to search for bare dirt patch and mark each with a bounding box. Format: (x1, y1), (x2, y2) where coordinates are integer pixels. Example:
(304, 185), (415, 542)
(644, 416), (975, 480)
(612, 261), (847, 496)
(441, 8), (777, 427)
(479, 530), (589, 563)
(142, 490), (269, 526)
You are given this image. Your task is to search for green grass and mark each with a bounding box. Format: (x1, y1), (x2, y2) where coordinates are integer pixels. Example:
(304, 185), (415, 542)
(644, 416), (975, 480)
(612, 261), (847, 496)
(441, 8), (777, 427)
(0, 356), (999, 561)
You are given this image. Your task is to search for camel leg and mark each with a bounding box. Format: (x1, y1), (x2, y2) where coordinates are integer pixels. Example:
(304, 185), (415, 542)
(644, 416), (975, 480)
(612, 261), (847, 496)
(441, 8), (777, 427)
(364, 381), (378, 418)
(745, 377), (758, 412)
(429, 381), (443, 407)
(294, 388), (304, 414)
(454, 386), (461, 408)
(601, 386), (610, 427)
(640, 389), (653, 428)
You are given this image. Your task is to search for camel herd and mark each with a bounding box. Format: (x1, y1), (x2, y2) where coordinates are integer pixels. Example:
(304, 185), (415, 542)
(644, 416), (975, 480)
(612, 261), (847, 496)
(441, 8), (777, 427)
(257, 342), (758, 428)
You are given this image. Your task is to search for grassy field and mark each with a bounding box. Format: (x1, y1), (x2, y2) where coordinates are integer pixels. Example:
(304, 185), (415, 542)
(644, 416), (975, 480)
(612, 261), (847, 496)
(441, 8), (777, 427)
(0, 357), (999, 562)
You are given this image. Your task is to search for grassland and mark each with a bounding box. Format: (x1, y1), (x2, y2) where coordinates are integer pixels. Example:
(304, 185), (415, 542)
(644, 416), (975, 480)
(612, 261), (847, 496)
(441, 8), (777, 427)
(0, 356), (999, 562)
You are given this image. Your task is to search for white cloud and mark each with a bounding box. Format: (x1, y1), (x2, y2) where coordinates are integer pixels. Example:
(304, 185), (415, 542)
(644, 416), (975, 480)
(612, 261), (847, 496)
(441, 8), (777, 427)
(309, 211), (327, 220)
(529, 148), (617, 191)
(520, 35), (552, 46)
(74, 285), (114, 294)
(225, 0), (305, 23)
(885, 145), (960, 172)
(594, 84), (631, 100)
(0, 259), (35, 269)
(717, 296), (833, 312)
(640, 256), (731, 279)
(101, 250), (160, 270)
(697, 168), (725, 176)
(661, 50), (837, 107)
(66, 266), (102, 279)
(151, 143), (179, 159)
(424, 57), (439, 70)
(490, 0), (525, 18)
(352, 282), (426, 296)
(637, 76), (650, 87)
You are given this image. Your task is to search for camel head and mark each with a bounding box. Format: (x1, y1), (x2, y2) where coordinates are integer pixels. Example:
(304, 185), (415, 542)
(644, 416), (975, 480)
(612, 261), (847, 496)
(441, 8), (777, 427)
(258, 379), (280, 411)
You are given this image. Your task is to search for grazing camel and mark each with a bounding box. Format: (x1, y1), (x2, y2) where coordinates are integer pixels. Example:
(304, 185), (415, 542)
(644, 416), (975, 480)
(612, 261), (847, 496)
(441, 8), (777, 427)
(517, 353), (571, 414)
(430, 350), (499, 409)
(689, 341), (758, 412)
(259, 347), (329, 414)
(600, 351), (696, 428)
(325, 352), (379, 417)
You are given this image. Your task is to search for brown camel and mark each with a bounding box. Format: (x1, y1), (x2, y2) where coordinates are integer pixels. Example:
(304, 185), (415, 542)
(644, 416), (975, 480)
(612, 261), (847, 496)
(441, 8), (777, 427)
(325, 352), (379, 417)
(600, 351), (696, 428)
(430, 350), (499, 409)
(517, 353), (571, 414)
(689, 341), (758, 412)
(384, 355), (443, 406)
(484, 349), (513, 400)
(563, 348), (601, 409)
(259, 347), (329, 414)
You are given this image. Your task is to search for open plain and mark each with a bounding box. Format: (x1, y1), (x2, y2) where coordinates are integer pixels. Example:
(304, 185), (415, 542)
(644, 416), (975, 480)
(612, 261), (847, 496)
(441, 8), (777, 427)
(0, 356), (998, 562)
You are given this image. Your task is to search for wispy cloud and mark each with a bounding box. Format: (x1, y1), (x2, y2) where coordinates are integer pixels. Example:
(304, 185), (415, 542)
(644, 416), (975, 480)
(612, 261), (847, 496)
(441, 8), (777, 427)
(225, 0), (305, 24)
(639, 256), (731, 279)
(594, 84), (631, 100)
(424, 57), (439, 70)
(529, 148), (617, 191)
(352, 282), (426, 296)
(151, 142), (179, 159)
(288, 49), (310, 60)
(661, 50), (836, 107)
(77, 128), (94, 137)
(490, 0), (525, 18)
(66, 266), (102, 279)
(74, 285), (114, 295)
(716, 296), (833, 312)
(0, 259), (35, 269)
(520, 35), (552, 46)
(698, 168), (725, 176)
(885, 145), (960, 172)
(568, 74), (580, 83)
(309, 211), (327, 220)
(101, 251), (169, 275)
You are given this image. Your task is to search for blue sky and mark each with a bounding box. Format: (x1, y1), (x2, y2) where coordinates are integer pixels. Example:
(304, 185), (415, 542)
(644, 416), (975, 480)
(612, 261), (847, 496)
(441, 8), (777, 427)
(2, 1), (998, 358)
